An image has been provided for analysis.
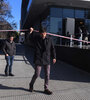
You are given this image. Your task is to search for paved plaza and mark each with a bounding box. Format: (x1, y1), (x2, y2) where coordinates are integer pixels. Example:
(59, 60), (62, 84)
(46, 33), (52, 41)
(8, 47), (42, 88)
(0, 44), (90, 100)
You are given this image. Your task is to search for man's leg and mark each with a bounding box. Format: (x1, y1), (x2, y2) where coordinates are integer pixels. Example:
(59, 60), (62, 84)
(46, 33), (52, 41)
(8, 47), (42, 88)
(29, 65), (42, 91)
(5, 56), (10, 76)
(44, 65), (50, 90)
(9, 56), (14, 76)
(44, 65), (52, 95)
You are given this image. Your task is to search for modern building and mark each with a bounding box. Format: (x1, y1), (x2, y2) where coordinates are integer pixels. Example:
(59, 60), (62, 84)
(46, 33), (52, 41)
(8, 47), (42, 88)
(21, 0), (90, 44)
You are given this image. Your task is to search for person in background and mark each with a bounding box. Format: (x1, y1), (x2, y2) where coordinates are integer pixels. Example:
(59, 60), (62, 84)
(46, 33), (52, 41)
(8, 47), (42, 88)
(3, 34), (16, 76)
(29, 27), (56, 95)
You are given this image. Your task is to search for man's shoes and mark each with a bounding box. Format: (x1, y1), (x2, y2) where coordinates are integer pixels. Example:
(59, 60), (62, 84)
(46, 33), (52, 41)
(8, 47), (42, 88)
(44, 89), (53, 95)
(9, 73), (14, 76)
(29, 85), (33, 92)
(5, 72), (8, 76)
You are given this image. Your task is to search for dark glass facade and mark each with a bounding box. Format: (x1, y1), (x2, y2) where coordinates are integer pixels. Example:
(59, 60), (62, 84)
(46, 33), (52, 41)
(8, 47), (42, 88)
(75, 9), (85, 18)
(40, 7), (90, 44)
(63, 8), (74, 18)
(21, 0), (90, 45)
(50, 8), (63, 18)
(43, 7), (90, 34)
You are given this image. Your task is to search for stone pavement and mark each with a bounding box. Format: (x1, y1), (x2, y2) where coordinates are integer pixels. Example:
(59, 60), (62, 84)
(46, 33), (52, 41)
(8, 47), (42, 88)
(0, 44), (90, 100)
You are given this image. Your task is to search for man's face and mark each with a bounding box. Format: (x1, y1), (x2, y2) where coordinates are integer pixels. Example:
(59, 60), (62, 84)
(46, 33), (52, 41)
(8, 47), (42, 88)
(10, 36), (14, 41)
(40, 32), (46, 39)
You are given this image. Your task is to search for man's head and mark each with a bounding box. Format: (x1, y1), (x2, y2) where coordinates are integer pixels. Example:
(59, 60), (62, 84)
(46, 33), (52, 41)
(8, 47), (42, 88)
(9, 34), (14, 42)
(39, 27), (47, 39)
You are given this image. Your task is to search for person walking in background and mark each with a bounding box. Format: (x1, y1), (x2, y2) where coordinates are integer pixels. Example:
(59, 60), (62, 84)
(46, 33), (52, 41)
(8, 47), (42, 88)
(3, 34), (16, 76)
(29, 27), (56, 95)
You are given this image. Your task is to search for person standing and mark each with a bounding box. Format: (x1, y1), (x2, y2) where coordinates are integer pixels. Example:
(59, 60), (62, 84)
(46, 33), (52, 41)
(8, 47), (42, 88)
(29, 27), (56, 95)
(3, 34), (16, 76)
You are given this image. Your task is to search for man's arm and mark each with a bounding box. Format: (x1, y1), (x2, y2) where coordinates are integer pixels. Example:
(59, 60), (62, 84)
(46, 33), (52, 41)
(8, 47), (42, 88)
(3, 41), (8, 56)
(29, 27), (39, 47)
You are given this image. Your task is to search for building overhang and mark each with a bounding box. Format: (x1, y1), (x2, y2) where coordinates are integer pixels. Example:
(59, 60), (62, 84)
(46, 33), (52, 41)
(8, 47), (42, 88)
(23, 0), (90, 28)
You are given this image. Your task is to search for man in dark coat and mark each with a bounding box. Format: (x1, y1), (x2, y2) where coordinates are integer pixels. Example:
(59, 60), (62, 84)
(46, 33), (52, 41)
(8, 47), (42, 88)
(29, 27), (56, 95)
(3, 34), (16, 76)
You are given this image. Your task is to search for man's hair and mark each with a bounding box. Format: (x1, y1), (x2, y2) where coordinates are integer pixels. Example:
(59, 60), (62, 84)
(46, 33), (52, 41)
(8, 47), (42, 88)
(39, 27), (47, 33)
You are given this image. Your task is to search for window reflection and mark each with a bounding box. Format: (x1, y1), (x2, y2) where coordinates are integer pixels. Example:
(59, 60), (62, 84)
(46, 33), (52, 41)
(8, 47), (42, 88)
(86, 10), (90, 19)
(75, 9), (85, 18)
(63, 8), (74, 18)
(85, 19), (90, 33)
(50, 8), (62, 18)
(49, 7), (90, 35)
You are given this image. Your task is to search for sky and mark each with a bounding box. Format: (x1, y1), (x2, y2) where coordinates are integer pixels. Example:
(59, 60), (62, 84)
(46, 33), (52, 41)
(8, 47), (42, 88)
(7, 0), (22, 30)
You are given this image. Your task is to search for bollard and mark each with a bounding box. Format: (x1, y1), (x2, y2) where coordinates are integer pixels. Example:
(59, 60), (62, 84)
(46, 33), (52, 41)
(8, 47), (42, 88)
(79, 34), (83, 48)
(70, 35), (73, 47)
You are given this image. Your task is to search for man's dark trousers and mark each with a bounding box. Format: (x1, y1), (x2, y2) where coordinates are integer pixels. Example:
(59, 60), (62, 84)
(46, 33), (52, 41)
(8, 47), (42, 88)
(5, 56), (14, 74)
(30, 65), (50, 89)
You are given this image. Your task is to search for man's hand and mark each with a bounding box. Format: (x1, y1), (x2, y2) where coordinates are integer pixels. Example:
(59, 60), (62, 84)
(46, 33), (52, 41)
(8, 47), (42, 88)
(30, 27), (34, 34)
(6, 54), (8, 56)
(53, 59), (56, 64)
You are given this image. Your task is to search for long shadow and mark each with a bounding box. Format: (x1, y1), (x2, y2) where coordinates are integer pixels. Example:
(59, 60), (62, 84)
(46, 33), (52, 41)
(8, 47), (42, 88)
(24, 44), (90, 83)
(0, 84), (29, 92)
(1, 44), (90, 83)
(16, 44), (34, 66)
(0, 74), (6, 77)
(50, 61), (90, 82)
(16, 43), (25, 56)
(0, 84), (46, 94)
(24, 45), (35, 67)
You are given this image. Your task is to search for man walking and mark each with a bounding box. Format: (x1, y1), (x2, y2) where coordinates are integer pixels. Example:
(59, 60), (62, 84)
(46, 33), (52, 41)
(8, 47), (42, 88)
(3, 34), (16, 76)
(29, 27), (56, 95)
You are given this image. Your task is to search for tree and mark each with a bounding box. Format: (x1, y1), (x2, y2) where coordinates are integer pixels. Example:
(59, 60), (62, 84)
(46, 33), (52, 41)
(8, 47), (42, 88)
(0, 0), (17, 38)
(0, 0), (17, 29)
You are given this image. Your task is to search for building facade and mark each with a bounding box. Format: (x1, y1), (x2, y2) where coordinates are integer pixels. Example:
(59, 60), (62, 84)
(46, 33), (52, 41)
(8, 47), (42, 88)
(21, 0), (90, 44)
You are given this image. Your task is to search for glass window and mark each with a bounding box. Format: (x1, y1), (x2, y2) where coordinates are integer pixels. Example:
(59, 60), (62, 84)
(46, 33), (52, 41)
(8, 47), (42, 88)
(85, 19), (90, 33)
(75, 9), (85, 18)
(63, 8), (74, 18)
(50, 8), (62, 18)
(86, 10), (90, 19)
(58, 19), (62, 35)
(50, 17), (62, 33)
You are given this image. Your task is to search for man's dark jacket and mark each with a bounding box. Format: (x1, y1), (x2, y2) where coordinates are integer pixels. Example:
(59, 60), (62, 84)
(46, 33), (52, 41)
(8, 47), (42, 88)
(3, 40), (16, 56)
(29, 32), (56, 66)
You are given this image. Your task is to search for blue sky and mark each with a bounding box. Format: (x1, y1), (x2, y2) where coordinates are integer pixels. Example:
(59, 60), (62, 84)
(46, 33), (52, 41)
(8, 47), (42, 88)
(7, 0), (22, 30)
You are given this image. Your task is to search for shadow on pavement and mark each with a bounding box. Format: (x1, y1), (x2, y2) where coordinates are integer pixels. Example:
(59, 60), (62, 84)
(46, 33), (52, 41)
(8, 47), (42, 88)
(0, 84), (45, 94)
(1, 44), (90, 83)
(24, 45), (35, 67)
(0, 84), (29, 92)
(0, 74), (6, 77)
(24, 44), (90, 83)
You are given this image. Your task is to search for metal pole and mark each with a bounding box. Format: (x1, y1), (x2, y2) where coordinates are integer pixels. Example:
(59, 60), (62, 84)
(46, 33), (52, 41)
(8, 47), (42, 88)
(70, 35), (73, 47)
(79, 34), (83, 48)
